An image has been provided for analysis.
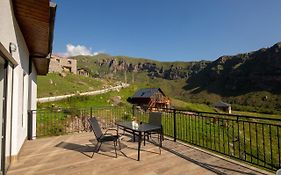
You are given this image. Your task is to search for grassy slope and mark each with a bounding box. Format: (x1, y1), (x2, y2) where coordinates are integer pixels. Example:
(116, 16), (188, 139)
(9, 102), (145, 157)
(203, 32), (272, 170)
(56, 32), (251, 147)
(232, 110), (281, 119)
(38, 84), (139, 109)
(72, 53), (281, 115)
(38, 83), (217, 112)
(38, 54), (281, 117)
(37, 73), (281, 118)
(114, 71), (188, 100)
(37, 73), (115, 98)
(171, 98), (215, 112)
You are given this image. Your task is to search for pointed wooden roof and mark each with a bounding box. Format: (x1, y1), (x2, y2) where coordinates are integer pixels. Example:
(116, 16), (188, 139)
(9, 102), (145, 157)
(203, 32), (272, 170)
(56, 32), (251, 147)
(132, 88), (166, 98)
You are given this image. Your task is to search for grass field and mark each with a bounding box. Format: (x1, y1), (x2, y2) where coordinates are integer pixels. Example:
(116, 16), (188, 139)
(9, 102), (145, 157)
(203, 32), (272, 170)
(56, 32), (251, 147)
(171, 98), (215, 112)
(37, 84), (139, 109)
(232, 110), (281, 119)
(37, 73), (115, 97)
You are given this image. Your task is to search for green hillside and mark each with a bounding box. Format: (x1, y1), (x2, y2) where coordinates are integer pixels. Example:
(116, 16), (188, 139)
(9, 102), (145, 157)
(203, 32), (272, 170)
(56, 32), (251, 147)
(37, 73), (115, 98)
(71, 54), (209, 103)
(38, 84), (137, 109)
(38, 83), (216, 113)
(68, 42), (281, 115)
(184, 42), (281, 114)
(37, 42), (281, 115)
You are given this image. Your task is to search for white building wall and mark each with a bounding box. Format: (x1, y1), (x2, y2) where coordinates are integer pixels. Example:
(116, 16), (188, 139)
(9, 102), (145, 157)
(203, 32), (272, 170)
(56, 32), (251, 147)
(0, 0), (35, 156)
(5, 65), (13, 160)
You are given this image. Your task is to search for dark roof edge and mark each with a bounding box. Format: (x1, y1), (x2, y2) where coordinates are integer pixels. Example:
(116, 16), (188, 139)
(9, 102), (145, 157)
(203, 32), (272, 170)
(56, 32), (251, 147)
(132, 87), (166, 98)
(48, 2), (57, 57)
(157, 88), (166, 96)
(34, 2), (56, 75)
(214, 101), (231, 107)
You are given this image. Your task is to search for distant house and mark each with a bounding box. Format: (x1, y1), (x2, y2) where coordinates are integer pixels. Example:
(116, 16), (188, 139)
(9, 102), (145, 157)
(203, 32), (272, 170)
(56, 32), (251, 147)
(127, 88), (170, 110)
(214, 101), (231, 114)
(77, 68), (90, 77)
(49, 55), (77, 74)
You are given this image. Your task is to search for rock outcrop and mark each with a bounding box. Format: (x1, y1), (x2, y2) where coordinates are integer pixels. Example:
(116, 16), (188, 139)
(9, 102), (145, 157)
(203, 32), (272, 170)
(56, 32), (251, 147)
(94, 58), (209, 80)
(185, 42), (281, 95)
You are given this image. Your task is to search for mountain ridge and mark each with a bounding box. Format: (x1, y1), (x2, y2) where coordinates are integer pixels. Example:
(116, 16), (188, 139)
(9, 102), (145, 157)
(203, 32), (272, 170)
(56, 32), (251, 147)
(185, 41), (281, 95)
(70, 41), (281, 114)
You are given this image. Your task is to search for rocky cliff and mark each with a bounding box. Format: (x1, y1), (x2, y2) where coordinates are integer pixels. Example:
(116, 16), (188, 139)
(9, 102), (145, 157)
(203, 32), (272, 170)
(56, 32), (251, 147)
(72, 42), (281, 114)
(75, 54), (209, 80)
(73, 42), (281, 95)
(185, 42), (281, 95)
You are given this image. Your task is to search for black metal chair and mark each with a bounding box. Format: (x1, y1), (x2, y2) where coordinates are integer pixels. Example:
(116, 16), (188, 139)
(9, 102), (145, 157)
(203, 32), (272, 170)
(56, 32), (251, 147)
(144, 112), (163, 147)
(88, 117), (121, 158)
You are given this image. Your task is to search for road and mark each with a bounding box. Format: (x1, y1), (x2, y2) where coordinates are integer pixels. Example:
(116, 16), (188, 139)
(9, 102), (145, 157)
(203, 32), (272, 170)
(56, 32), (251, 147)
(37, 83), (130, 103)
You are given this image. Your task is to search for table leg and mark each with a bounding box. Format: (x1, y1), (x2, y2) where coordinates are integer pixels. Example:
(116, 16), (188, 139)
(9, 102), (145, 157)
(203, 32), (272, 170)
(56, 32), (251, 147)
(160, 131), (163, 147)
(133, 131), (135, 142)
(144, 132), (146, 146)
(138, 131), (142, 161)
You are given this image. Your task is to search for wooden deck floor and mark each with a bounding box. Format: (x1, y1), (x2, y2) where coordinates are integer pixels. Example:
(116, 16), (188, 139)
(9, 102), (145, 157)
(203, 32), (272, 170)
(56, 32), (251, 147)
(8, 132), (272, 175)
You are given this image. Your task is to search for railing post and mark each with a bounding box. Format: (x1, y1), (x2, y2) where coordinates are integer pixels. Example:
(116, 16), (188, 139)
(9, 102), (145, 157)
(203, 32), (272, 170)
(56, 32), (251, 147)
(90, 107), (93, 118)
(173, 109), (176, 142)
(28, 110), (34, 140)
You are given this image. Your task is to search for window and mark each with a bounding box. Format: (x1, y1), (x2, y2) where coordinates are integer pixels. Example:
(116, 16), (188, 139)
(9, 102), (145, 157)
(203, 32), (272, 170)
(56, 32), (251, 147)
(0, 44), (15, 173)
(68, 60), (71, 64)
(0, 56), (5, 173)
(0, 57), (5, 123)
(56, 59), (60, 63)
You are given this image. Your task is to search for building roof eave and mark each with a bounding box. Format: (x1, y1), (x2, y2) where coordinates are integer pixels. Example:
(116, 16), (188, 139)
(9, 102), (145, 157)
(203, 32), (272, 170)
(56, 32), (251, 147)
(13, 0), (57, 75)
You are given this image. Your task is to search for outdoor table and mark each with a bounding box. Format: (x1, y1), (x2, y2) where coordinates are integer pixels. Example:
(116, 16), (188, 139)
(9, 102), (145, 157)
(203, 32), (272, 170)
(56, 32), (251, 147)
(116, 121), (162, 161)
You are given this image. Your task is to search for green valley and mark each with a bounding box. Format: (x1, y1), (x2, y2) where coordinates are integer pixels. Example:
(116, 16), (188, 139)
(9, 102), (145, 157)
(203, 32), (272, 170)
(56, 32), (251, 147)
(37, 73), (117, 98)
(38, 42), (281, 116)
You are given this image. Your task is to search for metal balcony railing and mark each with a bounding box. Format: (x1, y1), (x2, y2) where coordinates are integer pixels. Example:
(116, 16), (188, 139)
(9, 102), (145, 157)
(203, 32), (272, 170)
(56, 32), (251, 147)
(29, 106), (281, 172)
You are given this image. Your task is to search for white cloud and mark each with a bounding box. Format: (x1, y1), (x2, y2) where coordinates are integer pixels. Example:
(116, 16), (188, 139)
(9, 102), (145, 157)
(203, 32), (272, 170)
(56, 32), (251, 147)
(66, 44), (92, 56)
(60, 44), (104, 57)
(93, 52), (101, 56)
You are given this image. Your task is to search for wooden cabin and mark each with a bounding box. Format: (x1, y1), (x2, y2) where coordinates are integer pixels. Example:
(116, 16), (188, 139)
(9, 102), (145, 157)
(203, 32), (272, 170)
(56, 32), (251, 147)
(127, 88), (170, 110)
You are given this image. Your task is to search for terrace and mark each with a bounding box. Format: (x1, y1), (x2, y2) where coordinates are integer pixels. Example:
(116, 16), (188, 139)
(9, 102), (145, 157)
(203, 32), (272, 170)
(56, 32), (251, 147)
(8, 106), (280, 174)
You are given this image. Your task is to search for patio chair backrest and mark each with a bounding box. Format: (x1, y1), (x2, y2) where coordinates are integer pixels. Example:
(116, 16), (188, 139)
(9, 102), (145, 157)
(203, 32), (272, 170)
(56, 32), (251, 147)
(148, 112), (162, 126)
(88, 117), (103, 139)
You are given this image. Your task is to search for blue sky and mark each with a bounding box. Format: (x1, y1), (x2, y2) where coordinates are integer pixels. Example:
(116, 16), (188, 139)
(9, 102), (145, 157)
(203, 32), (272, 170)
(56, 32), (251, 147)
(53, 0), (281, 61)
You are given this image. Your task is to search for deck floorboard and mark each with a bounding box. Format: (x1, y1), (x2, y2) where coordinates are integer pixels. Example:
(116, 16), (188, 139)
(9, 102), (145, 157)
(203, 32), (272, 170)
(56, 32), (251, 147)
(8, 132), (272, 175)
